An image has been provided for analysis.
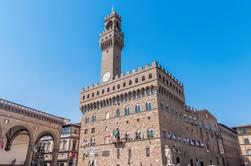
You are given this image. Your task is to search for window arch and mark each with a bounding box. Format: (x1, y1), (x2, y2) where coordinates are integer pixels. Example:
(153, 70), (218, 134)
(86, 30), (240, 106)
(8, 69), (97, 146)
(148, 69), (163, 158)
(146, 101), (152, 111)
(116, 109), (120, 118)
(244, 138), (250, 144)
(85, 116), (90, 124)
(129, 80), (132, 85)
(105, 112), (110, 120)
(149, 73), (152, 79)
(125, 107), (130, 116)
(125, 132), (130, 141)
(142, 76), (145, 81)
(135, 130), (142, 140)
(176, 157), (180, 164)
(90, 136), (96, 146)
(135, 104), (141, 113)
(84, 129), (88, 134)
(92, 114), (96, 123)
(147, 128), (154, 139)
(91, 127), (95, 133)
(145, 147), (150, 157)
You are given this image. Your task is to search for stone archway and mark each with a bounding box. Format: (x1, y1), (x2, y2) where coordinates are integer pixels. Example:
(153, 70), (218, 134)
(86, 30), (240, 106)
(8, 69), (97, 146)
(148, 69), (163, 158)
(5, 126), (30, 151)
(32, 131), (60, 166)
(0, 98), (65, 166)
(1, 125), (34, 166)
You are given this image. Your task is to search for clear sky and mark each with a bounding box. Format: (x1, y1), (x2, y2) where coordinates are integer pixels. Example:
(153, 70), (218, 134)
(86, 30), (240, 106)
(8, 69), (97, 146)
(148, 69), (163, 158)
(0, 0), (250, 127)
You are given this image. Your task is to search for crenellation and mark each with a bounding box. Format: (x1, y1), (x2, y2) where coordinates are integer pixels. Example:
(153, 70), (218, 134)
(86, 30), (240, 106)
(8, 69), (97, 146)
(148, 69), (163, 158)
(132, 68), (136, 73)
(114, 75), (119, 79)
(138, 66), (143, 72)
(79, 10), (242, 166)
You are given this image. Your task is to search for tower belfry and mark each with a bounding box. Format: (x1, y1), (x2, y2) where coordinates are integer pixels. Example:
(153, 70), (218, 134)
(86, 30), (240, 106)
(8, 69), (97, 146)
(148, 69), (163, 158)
(99, 9), (124, 83)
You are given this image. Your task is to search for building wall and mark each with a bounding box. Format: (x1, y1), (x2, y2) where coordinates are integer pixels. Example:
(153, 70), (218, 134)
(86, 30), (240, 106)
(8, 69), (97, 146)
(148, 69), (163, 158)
(0, 98), (65, 166)
(236, 126), (251, 166)
(78, 78), (163, 165)
(0, 134), (29, 165)
(78, 64), (227, 166)
(219, 124), (242, 166)
(42, 124), (80, 166)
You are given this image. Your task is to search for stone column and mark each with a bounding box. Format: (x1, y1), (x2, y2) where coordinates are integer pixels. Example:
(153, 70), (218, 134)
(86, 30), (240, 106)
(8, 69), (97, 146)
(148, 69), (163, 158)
(24, 140), (34, 166)
(51, 146), (59, 166)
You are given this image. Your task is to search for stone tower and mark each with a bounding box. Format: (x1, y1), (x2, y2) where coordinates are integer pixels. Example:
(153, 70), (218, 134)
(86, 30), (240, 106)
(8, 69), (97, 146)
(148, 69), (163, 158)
(99, 9), (124, 83)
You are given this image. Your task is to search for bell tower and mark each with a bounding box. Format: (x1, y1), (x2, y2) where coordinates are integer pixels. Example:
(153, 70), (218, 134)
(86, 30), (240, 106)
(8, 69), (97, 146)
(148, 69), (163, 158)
(99, 9), (124, 83)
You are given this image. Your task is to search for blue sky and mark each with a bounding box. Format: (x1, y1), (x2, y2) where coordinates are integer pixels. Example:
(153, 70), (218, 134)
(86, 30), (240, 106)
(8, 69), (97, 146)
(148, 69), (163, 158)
(0, 0), (250, 127)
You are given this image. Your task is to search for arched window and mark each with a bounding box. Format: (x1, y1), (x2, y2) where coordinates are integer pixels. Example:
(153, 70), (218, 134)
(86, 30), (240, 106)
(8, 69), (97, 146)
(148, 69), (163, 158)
(145, 147), (150, 157)
(135, 130), (142, 140)
(135, 78), (138, 83)
(116, 109), (120, 118)
(135, 104), (141, 113)
(92, 114), (96, 123)
(90, 137), (95, 146)
(147, 128), (154, 139)
(162, 131), (166, 139)
(88, 160), (96, 166)
(105, 112), (110, 119)
(146, 101), (152, 111)
(244, 138), (250, 144)
(85, 116), (90, 124)
(125, 107), (130, 116)
(84, 129), (88, 134)
(129, 80), (132, 85)
(142, 76), (145, 81)
(176, 157), (180, 164)
(125, 132), (130, 141)
(91, 128), (95, 133)
(190, 159), (194, 166)
(149, 73), (152, 79)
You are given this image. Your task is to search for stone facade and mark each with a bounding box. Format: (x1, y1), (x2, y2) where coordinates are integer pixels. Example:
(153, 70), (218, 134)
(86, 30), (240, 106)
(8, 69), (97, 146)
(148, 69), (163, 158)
(218, 124), (243, 166)
(78, 10), (240, 166)
(234, 125), (251, 166)
(0, 98), (66, 166)
(42, 123), (80, 166)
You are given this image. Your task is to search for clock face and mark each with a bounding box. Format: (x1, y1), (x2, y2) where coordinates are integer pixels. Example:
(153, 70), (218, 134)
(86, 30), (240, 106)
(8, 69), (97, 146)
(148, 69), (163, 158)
(103, 72), (111, 82)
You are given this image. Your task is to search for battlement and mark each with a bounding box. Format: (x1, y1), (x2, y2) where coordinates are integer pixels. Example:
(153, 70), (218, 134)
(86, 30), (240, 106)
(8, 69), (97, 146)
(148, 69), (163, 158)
(82, 61), (183, 93)
(104, 10), (121, 22)
(156, 62), (183, 87)
(185, 105), (198, 112)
